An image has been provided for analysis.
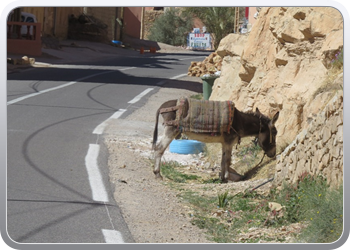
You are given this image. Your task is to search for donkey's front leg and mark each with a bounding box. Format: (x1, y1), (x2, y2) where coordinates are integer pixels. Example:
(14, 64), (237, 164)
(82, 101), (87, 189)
(153, 126), (180, 179)
(220, 143), (243, 182)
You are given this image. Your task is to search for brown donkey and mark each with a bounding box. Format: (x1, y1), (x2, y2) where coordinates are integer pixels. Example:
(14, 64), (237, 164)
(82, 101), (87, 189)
(152, 98), (279, 183)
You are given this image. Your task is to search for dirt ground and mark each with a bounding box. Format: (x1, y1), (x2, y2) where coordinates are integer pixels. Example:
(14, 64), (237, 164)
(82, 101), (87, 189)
(102, 75), (281, 243)
(104, 77), (212, 243)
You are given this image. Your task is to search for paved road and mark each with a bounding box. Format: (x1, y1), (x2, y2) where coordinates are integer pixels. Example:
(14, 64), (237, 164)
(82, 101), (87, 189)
(6, 51), (209, 244)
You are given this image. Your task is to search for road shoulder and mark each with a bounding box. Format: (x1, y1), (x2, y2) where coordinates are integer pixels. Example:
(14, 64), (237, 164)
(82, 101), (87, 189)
(103, 76), (213, 243)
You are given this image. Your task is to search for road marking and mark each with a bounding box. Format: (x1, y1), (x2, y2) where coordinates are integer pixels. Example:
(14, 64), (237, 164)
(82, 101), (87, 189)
(7, 68), (134, 106)
(93, 109), (127, 135)
(102, 229), (124, 243)
(34, 64), (137, 71)
(92, 87), (154, 135)
(85, 144), (109, 202)
(156, 73), (188, 86)
(162, 55), (206, 63)
(178, 56), (207, 61)
(127, 88), (154, 104)
(89, 72), (187, 242)
(170, 73), (188, 79)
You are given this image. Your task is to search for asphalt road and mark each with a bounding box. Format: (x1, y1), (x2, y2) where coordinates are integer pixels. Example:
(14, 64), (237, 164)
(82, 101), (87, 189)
(6, 51), (209, 244)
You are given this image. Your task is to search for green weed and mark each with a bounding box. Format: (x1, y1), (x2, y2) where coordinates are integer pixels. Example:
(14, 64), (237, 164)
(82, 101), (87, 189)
(217, 191), (233, 208)
(273, 173), (343, 243)
(162, 158), (343, 243)
(190, 94), (203, 100)
(160, 161), (200, 183)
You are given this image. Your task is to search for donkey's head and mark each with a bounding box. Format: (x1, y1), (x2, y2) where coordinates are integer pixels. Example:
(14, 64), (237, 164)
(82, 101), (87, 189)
(255, 108), (279, 158)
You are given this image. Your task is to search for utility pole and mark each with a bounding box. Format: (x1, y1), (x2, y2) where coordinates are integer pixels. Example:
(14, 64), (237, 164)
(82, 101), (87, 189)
(234, 7), (240, 33)
(140, 7), (145, 40)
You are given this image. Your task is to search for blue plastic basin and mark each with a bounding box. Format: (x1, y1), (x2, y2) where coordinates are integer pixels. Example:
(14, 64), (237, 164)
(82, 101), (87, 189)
(169, 140), (205, 154)
(112, 40), (122, 45)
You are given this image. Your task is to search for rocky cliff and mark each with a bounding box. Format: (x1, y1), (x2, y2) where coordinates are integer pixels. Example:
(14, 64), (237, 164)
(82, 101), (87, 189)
(209, 7), (343, 186)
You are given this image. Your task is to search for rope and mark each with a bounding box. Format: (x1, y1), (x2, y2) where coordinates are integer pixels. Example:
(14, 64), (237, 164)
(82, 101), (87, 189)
(249, 153), (276, 192)
(255, 153), (266, 168)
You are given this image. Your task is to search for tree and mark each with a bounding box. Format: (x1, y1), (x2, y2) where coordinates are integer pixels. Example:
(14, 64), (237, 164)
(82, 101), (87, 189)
(184, 7), (241, 49)
(148, 8), (193, 46)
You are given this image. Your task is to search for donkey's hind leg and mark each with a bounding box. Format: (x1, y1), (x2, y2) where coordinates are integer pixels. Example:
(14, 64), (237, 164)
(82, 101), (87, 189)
(220, 143), (234, 183)
(153, 126), (179, 179)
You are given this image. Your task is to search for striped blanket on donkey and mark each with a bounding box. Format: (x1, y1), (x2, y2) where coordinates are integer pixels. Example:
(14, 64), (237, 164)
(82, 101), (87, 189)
(175, 97), (235, 134)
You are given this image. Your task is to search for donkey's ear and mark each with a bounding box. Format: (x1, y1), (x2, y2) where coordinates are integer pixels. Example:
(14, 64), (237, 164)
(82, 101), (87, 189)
(255, 107), (261, 114)
(271, 111), (280, 125)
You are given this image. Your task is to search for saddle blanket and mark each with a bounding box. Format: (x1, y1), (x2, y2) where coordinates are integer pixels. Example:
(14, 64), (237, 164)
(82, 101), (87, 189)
(176, 97), (235, 134)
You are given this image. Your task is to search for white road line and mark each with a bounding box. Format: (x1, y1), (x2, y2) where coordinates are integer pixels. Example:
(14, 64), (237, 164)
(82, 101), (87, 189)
(92, 86), (154, 135)
(110, 109), (127, 119)
(162, 56), (205, 63)
(7, 68), (134, 106)
(93, 109), (127, 135)
(34, 64), (137, 71)
(84, 144), (109, 203)
(7, 80), (80, 105)
(156, 73), (188, 86)
(178, 56), (207, 61)
(127, 88), (154, 104)
(170, 73), (188, 79)
(90, 72), (188, 243)
(7, 92), (42, 105)
(102, 229), (124, 243)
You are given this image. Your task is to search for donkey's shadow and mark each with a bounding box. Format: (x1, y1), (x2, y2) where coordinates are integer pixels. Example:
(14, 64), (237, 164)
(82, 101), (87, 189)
(240, 157), (276, 181)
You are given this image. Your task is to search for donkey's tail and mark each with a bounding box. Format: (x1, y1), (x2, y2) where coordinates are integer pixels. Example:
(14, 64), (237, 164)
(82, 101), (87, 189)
(152, 107), (161, 151)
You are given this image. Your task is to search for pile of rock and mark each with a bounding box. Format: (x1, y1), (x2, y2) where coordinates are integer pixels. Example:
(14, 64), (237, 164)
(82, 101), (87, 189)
(187, 52), (222, 77)
(7, 56), (35, 65)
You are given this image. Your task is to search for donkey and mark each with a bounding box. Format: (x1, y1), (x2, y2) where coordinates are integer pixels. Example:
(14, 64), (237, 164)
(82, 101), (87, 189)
(152, 99), (279, 183)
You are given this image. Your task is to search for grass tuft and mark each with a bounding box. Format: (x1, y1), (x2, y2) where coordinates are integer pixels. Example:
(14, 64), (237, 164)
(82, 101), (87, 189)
(161, 161), (201, 183)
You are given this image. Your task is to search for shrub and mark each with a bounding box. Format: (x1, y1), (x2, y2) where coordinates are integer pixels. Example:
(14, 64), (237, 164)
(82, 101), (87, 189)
(275, 173), (343, 243)
(298, 183), (343, 243)
(148, 8), (193, 46)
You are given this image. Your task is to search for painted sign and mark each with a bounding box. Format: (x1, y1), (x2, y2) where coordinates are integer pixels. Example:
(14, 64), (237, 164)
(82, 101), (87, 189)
(187, 33), (211, 50)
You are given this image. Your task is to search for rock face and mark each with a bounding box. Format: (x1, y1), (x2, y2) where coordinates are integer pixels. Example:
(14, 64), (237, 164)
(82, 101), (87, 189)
(209, 7), (343, 187)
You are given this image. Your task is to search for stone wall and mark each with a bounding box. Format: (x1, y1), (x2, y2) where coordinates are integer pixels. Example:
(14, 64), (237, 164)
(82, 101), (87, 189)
(274, 90), (343, 188)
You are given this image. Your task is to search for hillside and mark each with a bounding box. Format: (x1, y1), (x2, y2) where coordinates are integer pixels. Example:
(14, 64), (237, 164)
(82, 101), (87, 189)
(207, 7), (343, 187)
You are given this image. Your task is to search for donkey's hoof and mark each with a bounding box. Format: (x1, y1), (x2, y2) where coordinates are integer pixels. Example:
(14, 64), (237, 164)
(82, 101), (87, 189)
(154, 173), (163, 180)
(220, 178), (228, 183)
(219, 172), (229, 183)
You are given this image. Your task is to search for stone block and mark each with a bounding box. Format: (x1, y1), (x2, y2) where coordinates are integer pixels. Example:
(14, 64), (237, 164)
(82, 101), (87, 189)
(276, 162), (282, 172)
(336, 115), (343, 127)
(330, 146), (340, 160)
(321, 153), (330, 166)
(321, 125), (332, 145)
(336, 125), (343, 143)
